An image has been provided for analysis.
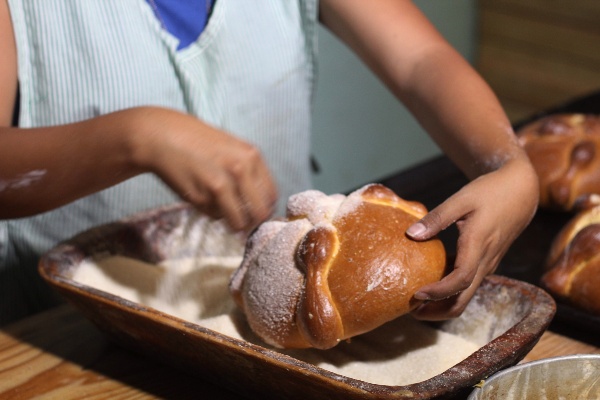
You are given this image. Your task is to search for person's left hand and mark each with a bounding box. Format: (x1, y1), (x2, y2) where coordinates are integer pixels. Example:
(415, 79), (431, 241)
(405, 156), (539, 320)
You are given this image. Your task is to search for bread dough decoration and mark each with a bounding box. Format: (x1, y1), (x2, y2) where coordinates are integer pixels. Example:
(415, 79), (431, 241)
(517, 113), (600, 211)
(229, 184), (446, 349)
(542, 205), (600, 315)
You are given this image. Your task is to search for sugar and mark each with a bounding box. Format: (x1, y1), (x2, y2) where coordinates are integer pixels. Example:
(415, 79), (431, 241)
(72, 255), (480, 386)
(241, 219), (312, 346)
(286, 190), (345, 225)
(229, 220), (287, 297)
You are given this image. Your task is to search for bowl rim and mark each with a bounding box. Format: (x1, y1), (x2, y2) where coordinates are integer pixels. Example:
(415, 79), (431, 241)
(467, 353), (600, 399)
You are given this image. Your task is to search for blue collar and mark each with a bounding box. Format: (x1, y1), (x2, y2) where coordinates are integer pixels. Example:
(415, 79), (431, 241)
(147, 0), (214, 50)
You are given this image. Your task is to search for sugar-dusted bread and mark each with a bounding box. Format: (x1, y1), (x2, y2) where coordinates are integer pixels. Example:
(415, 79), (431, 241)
(229, 184), (446, 349)
(516, 113), (600, 211)
(541, 205), (600, 315)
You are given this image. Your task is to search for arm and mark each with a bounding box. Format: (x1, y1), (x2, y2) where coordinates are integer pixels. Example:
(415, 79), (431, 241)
(320, 0), (538, 319)
(0, 2), (276, 231)
(0, 109), (277, 231)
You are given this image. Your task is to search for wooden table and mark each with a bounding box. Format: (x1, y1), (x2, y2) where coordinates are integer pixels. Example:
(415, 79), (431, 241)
(0, 304), (241, 400)
(0, 303), (599, 400)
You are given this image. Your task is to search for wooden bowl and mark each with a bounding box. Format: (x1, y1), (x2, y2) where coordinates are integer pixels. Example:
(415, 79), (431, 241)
(39, 203), (556, 400)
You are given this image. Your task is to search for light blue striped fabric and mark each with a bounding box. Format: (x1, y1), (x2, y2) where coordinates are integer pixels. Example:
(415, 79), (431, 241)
(2, 0), (319, 325)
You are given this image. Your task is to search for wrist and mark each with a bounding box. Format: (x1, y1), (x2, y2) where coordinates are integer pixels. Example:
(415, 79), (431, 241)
(116, 106), (171, 175)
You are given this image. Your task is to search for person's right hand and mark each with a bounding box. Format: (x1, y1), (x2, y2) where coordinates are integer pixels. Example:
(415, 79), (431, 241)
(130, 106), (278, 232)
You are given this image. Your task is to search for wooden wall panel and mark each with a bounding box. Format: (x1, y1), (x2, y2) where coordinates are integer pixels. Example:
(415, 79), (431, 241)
(476, 0), (600, 122)
(480, 0), (600, 27)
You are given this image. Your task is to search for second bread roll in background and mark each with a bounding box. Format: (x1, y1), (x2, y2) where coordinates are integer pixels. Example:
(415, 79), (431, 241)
(542, 205), (600, 315)
(517, 113), (600, 212)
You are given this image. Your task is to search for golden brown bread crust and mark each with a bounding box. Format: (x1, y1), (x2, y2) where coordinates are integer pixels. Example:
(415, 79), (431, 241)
(516, 113), (600, 211)
(542, 205), (600, 315)
(229, 184), (446, 349)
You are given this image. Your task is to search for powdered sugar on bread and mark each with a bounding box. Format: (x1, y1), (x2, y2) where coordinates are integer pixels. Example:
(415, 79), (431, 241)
(239, 219), (313, 347)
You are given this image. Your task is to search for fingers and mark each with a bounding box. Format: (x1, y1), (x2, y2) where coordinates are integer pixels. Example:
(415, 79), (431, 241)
(406, 194), (467, 241)
(229, 146), (278, 230)
(208, 171), (251, 231)
(178, 163), (246, 229)
(412, 243), (481, 321)
(413, 258), (478, 301)
(412, 242), (493, 320)
(405, 195), (473, 302)
(149, 113), (279, 232)
(195, 149), (278, 232)
(405, 188), (500, 320)
(411, 214), (501, 320)
(411, 272), (483, 321)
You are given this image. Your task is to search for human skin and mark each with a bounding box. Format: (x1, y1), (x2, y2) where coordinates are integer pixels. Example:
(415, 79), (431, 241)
(0, 0), (538, 320)
(320, 0), (539, 320)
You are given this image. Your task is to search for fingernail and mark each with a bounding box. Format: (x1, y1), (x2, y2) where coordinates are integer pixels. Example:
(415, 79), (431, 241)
(414, 291), (431, 301)
(406, 222), (426, 238)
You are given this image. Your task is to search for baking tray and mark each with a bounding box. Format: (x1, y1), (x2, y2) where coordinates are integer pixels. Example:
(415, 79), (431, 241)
(39, 203), (555, 400)
(380, 90), (600, 343)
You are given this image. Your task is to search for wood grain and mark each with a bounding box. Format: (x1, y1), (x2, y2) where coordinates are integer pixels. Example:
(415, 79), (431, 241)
(1, 304), (598, 399)
(0, 305), (240, 400)
(479, 0), (600, 28)
(476, 0), (600, 122)
(522, 331), (600, 363)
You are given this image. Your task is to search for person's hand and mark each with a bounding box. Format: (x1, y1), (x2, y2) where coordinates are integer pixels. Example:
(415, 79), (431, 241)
(131, 107), (278, 232)
(405, 157), (539, 320)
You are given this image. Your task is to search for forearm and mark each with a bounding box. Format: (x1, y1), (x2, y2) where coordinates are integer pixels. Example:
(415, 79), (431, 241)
(320, 0), (527, 179)
(399, 46), (525, 179)
(0, 109), (146, 218)
(0, 106), (278, 231)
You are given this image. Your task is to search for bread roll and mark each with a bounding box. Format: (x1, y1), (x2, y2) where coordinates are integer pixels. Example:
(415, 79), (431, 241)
(541, 205), (600, 315)
(229, 184), (446, 349)
(516, 113), (600, 211)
